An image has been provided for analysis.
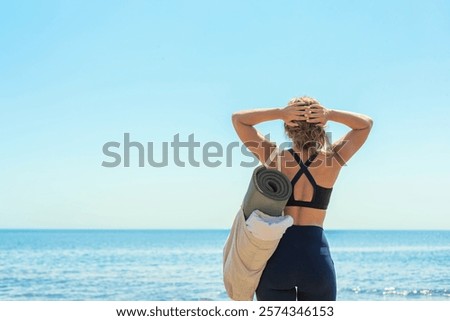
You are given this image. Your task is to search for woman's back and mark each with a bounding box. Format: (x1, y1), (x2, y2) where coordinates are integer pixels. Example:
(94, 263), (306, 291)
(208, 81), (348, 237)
(280, 148), (341, 226)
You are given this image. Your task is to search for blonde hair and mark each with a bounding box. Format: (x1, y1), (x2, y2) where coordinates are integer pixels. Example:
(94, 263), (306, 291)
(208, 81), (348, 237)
(284, 96), (332, 156)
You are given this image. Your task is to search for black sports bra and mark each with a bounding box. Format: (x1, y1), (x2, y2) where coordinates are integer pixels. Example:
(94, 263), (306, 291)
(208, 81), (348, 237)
(285, 148), (333, 210)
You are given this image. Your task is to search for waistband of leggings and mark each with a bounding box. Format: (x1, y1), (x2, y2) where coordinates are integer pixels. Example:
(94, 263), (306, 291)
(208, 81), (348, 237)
(283, 224), (328, 242)
(289, 224), (324, 231)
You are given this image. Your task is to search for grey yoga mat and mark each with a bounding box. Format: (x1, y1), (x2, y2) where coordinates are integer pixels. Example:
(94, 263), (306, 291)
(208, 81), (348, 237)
(241, 165), (292, 220)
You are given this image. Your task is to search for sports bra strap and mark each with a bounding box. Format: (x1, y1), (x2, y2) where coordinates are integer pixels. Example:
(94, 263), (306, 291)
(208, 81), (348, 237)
(305, 153), (318, 167)
(288, 149), (318, 187)
(285, 148), (333, 210)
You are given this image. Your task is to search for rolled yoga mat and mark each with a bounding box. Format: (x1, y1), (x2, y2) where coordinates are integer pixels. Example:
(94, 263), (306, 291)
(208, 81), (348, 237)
(242, 165), (292, 220)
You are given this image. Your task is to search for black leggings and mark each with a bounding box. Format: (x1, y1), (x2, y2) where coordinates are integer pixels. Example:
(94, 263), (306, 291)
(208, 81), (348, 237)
(256, 225), (336, 301)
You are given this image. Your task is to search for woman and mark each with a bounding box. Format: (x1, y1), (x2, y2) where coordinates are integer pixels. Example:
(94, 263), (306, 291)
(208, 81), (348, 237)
(232, 96), (373, 301)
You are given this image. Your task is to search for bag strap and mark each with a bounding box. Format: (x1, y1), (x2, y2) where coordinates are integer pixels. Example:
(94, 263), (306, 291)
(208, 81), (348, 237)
(263, 147), (281, 171)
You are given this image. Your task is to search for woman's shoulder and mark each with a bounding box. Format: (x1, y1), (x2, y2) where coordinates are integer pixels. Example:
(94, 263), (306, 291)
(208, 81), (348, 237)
(313, 150), (343, 175)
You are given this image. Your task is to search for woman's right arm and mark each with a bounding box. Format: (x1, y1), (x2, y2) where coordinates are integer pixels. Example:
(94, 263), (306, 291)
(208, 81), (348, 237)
(327, 109), (373, 165)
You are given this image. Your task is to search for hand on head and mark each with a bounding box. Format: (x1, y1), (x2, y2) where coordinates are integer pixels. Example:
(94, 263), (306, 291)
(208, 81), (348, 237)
(283, 100), (329, 127)
(305, 103), (329, 127)
(281, 102), (309, 127)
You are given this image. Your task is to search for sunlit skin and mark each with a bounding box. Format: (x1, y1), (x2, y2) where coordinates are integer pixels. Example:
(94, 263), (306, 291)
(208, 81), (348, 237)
(232, 99), (373, 227)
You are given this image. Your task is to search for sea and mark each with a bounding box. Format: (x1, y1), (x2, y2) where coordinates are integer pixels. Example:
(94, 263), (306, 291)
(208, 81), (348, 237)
(0, 229), (449, 301)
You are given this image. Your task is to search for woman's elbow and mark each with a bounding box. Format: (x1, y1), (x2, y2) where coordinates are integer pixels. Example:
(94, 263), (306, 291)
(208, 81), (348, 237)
(231, 112), (241, 125)
(357, 116), (373, 132)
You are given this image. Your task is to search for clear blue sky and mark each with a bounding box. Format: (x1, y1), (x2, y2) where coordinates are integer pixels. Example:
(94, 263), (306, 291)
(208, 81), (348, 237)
(1, 0), (449, 229)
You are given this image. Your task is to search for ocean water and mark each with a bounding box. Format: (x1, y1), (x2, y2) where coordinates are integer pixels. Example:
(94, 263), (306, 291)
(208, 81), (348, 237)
(0, 229), (449, 301)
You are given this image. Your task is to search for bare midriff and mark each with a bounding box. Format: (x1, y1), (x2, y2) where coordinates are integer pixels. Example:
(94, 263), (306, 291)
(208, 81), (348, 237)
(284, 206), (326, 227)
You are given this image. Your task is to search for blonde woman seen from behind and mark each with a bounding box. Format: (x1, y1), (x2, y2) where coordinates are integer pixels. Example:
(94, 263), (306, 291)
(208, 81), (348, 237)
(232, 96), (373, 300)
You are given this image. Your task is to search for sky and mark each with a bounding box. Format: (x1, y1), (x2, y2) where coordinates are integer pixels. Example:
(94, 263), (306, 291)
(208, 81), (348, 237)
(0, 0), (449, 229)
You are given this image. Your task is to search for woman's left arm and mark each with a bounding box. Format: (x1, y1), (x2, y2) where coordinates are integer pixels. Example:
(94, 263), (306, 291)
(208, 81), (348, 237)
(231, 103), (307, 165)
